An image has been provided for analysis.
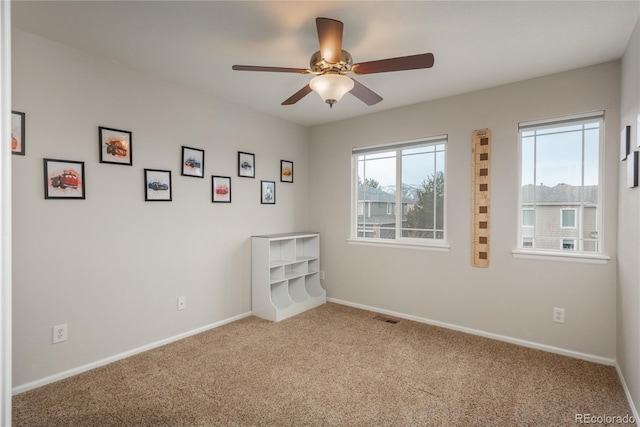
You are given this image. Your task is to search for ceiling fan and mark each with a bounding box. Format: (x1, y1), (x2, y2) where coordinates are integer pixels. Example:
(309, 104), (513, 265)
(232, 17), (435, 108)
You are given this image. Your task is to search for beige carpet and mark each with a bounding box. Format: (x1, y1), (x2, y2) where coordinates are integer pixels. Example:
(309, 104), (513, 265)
(13, 303), (633, 426)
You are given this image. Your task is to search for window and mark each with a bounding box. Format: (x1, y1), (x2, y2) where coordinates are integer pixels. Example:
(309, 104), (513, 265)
(352, 136), (446, 244)
(518, 112), (602, 254)
(560, 208), (576, 228)
(561, 239), (576, 250)
(522, 209), (534, 227)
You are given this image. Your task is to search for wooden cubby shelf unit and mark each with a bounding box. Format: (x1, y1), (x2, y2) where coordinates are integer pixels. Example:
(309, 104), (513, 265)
(252, 232), (326, 322)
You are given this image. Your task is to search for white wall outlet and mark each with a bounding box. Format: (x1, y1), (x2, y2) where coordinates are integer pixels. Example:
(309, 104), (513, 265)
(553, 307), (565, 324)
(320, 270), (325, 280)
(177, 297), (186, 311)
(52, 324), (67, 344)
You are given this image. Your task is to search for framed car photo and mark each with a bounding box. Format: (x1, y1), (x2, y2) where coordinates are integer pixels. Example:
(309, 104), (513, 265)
(212, 175), (231, 203)
(182, 146), (204, 178)
(99, 126), (132, 166)
(144, 169), (172, 202)
(261, 180), (275, 204)
(281, 160), (293, 183)
(11, 111), (25, 155)
(43, 158), (85, 200)
(238, 152), (255, 178)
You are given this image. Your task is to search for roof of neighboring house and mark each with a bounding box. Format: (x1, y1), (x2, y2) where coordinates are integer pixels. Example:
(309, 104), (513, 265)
(521, 184), (598, 204)
(358, 185), (396, 203)
(358, 184), (413, 204)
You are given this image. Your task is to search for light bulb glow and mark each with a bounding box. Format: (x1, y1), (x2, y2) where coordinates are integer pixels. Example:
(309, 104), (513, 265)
(309, 74), (354, 105)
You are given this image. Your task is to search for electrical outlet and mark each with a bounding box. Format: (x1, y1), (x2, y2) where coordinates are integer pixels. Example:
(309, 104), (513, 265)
(320, 270), (325, 280)
(52, 324), (67, 344)
(177, 297), (186, 311)
(553, 307), (565, 324)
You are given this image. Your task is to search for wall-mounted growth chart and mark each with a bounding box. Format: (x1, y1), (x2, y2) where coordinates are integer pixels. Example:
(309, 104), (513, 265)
(471, 129), (491, 268)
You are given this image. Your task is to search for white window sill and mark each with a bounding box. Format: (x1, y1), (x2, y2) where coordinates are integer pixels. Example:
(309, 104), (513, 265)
(347, 239), (450, 252)
(511, 249), (610, 265)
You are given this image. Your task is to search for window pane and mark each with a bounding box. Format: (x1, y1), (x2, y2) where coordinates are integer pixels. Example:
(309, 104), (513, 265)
(535, 131), (582, 187)
(522, 209), (534, 226)
(357, 151), (396, 239)
(561, 209), (576, 228)
(402, 145), (444, 239)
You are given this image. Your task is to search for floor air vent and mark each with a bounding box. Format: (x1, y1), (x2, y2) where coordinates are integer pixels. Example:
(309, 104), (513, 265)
(373, 315), (399, 324)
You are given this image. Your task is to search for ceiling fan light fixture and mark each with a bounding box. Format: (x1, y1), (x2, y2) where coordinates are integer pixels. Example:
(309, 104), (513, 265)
(309, 74), (354, 107)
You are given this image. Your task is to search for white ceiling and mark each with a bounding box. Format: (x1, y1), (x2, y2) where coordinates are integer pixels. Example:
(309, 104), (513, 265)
(11, 1), (640, 127)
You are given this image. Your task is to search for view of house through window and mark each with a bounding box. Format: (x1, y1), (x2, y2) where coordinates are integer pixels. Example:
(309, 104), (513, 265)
(519, 112), (603, 253)
(353, 137), (446, 243)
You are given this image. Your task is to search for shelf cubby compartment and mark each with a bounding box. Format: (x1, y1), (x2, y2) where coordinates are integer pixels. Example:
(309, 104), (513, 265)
(296, 235), (319, 261)
(308, 259), (319, 275)
(284, 261), (308, 280)
(270, 280), (294, 310)
(288, 276), (310, 303)
(270, 266), (284, 282)
(305, 272), (325, 298)
(269, 239), (296, 266)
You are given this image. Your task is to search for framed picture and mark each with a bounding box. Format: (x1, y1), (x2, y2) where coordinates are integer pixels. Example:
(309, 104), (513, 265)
(212, 175), (231, 203)
(11, 111), (25, 155)
(182, 146), (204, 178)
(281, 160), (293, 183)
(637, 115), (640, 149)
(99, 126), (132, 166)
(261, 180), (275, 204)
(238, 152), (255, 178)
(628, 151), (638, 188)
(144, 169), (172, 201)
(43, 158), (85, 199)
(621, 125), (631, 161)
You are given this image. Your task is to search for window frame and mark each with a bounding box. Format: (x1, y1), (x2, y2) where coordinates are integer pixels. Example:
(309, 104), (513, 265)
(515, 111), (606, 261)
(350, 136), (448, 249)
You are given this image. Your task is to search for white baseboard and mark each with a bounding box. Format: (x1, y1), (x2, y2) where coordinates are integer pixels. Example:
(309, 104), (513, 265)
(12, 311), (252, 395)
(327, 297), (616, 366)
(615, 361), (640, 426)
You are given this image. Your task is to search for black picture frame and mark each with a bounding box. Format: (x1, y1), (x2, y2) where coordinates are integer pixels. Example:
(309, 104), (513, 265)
(627, 151), (639, 188)
(621, 125), (631, 161)
(144, 169), (172, 202)
(212, 175), (232, 203)
(238, 152), (255, 178)
(281, 160), (293, 183)
(261, 180), (275, 204)
(43, 158), (86, 200)
(99, 126), (132, 166)
(181, 146), (205, 178)
(11, 111), (25, 156)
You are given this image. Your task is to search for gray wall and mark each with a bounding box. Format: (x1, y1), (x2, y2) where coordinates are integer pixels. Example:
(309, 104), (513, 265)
(11, 30), (309, 387)
(309, 61), (620, 360)
(618, 17), (640, 419)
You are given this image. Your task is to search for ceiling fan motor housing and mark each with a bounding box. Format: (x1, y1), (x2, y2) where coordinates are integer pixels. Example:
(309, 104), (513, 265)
(310, 50), (353, 74)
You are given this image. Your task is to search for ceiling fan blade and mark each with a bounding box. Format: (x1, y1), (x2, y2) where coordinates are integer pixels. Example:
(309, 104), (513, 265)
(232, 65), (310, 74)
(316, 17), (343, 64)
(282, 85), (313, 105)
(350, 78), (383, 106)
(352, 53), (435, 75)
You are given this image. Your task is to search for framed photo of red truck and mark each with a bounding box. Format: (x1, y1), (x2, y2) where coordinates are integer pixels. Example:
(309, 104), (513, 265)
(99, 126), (132, 166)
(212, 175), (231, 203)
(43, 158), (86, 199)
